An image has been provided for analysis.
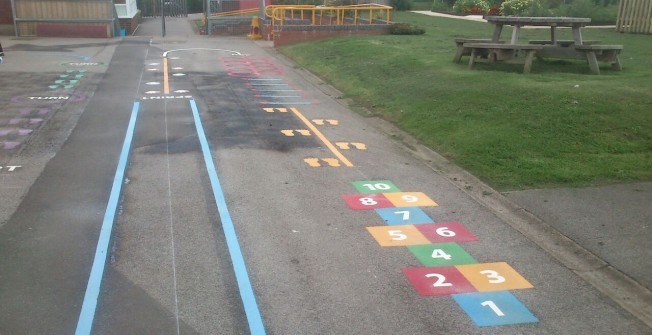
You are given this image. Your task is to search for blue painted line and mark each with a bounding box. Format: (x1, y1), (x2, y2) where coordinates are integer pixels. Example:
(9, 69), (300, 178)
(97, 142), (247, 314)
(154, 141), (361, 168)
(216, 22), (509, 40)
(250, 83), (288, 86)
(259, 101), (311, 105)
(75, 101), (140, 335)
(248, 78), (283, 81)
(189, 100), (266, 335)
(257, 95), (301, 98)
(254, 89), (300, 92)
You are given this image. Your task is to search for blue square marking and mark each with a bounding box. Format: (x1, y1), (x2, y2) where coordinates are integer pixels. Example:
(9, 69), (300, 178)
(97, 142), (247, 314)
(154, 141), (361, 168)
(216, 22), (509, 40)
(375, 207), (434, 225)
(452, 291), (538, 327)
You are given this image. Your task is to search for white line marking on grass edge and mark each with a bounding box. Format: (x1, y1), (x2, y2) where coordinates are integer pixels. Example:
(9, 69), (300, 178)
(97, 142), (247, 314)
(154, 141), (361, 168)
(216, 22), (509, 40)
(189, 100), (266, 334)
(75, 101), (140, 335)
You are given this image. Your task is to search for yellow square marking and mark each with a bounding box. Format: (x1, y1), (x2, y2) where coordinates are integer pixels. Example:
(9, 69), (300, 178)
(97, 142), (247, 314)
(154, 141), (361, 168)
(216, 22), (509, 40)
(366, 225), (431, 247)
(383, 192), (439, 207)
(455, 262), (533, 292)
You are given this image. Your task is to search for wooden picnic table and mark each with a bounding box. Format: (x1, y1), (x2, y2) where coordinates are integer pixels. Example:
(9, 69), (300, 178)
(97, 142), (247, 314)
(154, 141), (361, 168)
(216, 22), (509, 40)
(458, 16), (623, 74)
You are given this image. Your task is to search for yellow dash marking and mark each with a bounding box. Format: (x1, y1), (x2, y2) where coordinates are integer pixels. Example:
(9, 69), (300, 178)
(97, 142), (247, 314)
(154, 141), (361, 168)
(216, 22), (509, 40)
(281, 130), (295, 137)
(322, 158), (341, 167)
(290, 108), (353, 167)
(264, 108), (276, 113)
(352, 142), (367, 150)
(163, 57), (170, 94)
(313, 119), (325, 125)
(277, 108), (288, 113)
(327, 119), (339, 125)
(304, 158), (321, 167)
(296, 130), (311, 136)
(335, 142), (350, 150)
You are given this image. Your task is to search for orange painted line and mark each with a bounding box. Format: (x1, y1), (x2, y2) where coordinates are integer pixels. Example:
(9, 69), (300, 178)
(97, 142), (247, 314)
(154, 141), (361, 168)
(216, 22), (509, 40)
(289, 107), (353, 167)
(163, 57), (170, 94)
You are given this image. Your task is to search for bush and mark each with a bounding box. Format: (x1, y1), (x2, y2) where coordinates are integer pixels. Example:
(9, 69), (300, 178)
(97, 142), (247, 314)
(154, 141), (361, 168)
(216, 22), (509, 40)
(500, 0), (529, 15)
(389, 22), (426, 34)
(391, 0), (414, 11)
(551, 0), (618, 23)
(431, 0), (452, 12)
(453, 0), (490, 14)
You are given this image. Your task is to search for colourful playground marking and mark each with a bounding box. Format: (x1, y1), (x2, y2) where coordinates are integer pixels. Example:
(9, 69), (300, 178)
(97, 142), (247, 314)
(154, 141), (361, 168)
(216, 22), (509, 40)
(408, 243), (477, 267)
(341, 193), (394, 210)
(402, 266), (477, 296)
(366, 225), (431, 246)
(375, 207), (434, 225)
(351, 180), (400, 194)
(415, 222), (479, 243)
(452, 291), (538, 327)
(455, 262), (533, 292)
(383, 192), (439, 207)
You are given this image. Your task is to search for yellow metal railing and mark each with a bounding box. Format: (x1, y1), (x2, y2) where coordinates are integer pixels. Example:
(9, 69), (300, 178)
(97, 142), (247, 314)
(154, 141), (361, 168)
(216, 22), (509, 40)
(265, 4), (392, 30)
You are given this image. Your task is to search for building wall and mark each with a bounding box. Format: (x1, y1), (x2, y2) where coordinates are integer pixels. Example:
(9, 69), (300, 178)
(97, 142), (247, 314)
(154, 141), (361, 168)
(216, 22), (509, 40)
(0, 0), (14, 34)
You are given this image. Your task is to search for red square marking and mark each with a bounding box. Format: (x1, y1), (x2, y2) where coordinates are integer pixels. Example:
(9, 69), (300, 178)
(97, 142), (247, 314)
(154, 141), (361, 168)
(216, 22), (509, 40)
(341, 193), (395, 210)
(402, 266), (477, 296)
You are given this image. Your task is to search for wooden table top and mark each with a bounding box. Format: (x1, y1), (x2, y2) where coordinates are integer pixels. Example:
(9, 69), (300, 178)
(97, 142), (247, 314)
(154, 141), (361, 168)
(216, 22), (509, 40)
(484, 16), (591, 26)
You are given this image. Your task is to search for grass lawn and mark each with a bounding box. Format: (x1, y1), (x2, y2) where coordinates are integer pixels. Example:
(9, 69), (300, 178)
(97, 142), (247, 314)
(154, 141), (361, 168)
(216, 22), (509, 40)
(277, 12), (652, 191)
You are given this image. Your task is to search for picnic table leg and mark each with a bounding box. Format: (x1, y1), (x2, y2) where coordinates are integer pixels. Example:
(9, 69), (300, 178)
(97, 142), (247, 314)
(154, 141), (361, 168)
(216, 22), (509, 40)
(523, 50), (536, 74)
(510, 26), (520, 44)
(468, 48), (476, 69)
(491, 24), (503, 42)
(585, 51), (600, 74)
(453, 44), (464, 63)
(550, 26), (557, 45)
(572, 25), (584, 45)
(612, 54), (622, 71)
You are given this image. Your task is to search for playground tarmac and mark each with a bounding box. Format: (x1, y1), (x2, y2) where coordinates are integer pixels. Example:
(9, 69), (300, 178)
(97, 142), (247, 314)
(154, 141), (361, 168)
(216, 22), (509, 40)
(0, 12), (650, 334)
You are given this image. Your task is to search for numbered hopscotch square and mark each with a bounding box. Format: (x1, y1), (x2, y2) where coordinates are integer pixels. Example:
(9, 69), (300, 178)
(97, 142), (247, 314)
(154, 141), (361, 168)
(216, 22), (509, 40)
(341, 194), (394, 210)
(383, 192), (439, 207)
(452, 291), (538, 327)
(402, 266), (477, 296)
(375, 207), (434, 225)
(366, 225), (430, 246)
(415, 222), (479, 243)
(352, 180), (401, 194)
(408, 243), (477, 267)
(455, 262), (534, 292)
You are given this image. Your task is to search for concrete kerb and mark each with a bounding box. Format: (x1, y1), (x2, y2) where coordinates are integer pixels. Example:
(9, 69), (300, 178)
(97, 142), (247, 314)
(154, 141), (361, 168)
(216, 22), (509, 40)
(261, 45), (652, 329)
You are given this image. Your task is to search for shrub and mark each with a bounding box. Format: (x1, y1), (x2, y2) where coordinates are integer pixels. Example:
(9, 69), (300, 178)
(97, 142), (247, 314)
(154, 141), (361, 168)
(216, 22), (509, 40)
(391, 0), (414, 11)
(453, 0), (490, 14)
(500, 0), (529, 15)
(431, 0), (452, 12)
(389, 22), (426, 34)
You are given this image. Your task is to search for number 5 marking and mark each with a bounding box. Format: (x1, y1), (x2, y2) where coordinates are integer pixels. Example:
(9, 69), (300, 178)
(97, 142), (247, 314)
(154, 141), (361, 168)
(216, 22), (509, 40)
(388, 230), (407, 240)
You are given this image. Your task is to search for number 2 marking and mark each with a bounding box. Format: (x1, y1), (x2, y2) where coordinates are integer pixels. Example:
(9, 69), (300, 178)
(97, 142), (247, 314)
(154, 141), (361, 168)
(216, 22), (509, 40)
(425, 273), (452, 287)
(481, 300), (505, 316)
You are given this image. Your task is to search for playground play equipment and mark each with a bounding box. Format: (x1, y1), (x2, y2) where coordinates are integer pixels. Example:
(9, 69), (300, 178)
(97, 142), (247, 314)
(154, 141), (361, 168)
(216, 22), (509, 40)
(203, 3), (392, 40)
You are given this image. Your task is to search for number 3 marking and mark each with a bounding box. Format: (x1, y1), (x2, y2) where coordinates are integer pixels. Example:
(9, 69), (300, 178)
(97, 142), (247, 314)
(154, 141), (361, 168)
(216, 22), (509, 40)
(480, 270), (506, 284)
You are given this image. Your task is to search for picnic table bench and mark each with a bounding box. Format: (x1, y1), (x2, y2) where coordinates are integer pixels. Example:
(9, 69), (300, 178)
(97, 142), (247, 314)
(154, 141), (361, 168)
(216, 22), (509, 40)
(464, 43), (542, 74)
(455, 17), (624, 74)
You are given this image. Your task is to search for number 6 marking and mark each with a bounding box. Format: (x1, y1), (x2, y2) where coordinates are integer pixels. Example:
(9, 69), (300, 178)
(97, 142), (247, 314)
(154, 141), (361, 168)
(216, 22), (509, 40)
(425, 273), (452, 287)
(480, 270), (506, 284)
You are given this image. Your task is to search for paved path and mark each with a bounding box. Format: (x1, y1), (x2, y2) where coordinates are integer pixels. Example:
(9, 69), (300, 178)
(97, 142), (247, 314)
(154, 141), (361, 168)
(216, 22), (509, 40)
(0, 15), (649, 334)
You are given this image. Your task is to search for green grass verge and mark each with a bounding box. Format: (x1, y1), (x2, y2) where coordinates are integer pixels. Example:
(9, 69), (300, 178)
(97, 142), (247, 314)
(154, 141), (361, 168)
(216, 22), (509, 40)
(278, 12), (652, 191)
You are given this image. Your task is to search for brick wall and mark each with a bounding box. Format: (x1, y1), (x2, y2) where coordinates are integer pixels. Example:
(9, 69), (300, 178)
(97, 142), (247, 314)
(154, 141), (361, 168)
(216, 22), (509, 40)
(273, 25), (390, 47)
(0, 0), (13, 25)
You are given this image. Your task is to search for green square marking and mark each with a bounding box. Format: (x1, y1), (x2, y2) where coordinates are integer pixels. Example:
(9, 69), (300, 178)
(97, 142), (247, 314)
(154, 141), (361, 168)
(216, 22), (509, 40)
(408, 243), (477, 266)
(352, 180), (401, 194)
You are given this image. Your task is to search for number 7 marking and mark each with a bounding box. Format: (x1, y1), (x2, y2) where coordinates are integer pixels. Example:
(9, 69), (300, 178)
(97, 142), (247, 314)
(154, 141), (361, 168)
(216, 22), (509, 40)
(395, 210), (410, 221)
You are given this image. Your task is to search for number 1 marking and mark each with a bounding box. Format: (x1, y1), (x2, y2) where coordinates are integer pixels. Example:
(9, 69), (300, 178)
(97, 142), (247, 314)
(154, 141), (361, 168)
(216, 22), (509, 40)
(481, 300), (505, 316)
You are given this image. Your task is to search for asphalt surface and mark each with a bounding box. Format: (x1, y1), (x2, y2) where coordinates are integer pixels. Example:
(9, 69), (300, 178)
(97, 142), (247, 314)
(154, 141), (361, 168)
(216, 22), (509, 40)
(0, 15), (650, 335)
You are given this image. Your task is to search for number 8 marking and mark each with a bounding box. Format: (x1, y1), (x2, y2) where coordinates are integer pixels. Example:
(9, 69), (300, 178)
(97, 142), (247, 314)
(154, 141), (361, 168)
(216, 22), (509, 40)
(359, 197), (377, 206)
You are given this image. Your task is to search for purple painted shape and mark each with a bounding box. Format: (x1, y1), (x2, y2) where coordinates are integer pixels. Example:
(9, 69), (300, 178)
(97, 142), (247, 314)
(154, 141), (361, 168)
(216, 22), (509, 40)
(29, 118), (43, 124)
(20, 108), (33, 116)
(39, 109), (52, 115)
(0, 129), (11, 137)
(9, 119), (22, 125)
(18, 129), (33, 136)
(3, 142), (21, 150)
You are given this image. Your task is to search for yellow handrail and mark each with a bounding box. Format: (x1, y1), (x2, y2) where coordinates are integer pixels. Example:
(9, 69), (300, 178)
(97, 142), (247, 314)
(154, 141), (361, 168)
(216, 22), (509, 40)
(265, 4), (392, 30)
